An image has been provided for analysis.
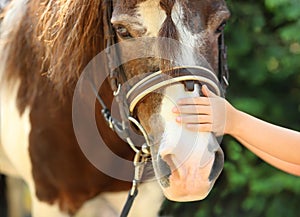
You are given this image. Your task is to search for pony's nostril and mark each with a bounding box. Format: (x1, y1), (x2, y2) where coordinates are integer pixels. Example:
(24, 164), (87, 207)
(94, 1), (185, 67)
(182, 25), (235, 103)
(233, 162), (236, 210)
(209, 149), (224, 181)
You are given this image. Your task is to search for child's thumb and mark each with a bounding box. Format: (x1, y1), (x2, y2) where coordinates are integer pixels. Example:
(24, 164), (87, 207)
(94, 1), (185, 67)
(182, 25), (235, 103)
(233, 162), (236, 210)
(202, 85), (217, 97)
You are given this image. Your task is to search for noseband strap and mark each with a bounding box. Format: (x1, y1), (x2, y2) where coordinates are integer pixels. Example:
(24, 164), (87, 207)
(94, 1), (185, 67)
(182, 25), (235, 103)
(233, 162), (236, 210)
(126, 66), (222, 115)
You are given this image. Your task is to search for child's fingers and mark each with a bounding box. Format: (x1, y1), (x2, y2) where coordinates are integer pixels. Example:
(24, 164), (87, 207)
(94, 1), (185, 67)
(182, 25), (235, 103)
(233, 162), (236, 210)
(172, 105), (212, 114)
(176, 115), (212, 124)
(186, 123), (213, 132)
(177, 97), (210, 105)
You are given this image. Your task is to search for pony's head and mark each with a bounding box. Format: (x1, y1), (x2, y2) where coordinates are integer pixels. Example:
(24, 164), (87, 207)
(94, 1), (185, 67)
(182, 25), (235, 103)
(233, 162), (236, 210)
(109, 0), (230, 201)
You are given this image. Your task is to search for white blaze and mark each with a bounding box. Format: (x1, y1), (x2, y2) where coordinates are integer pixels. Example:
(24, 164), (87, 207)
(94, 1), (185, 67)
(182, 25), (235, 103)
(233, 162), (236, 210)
(136, 0), (208, 67)
(172, 2), (207, 66)
(154, 83), (220, 201)
(158, 84), (217, 168)
(137, 0), (166, 37)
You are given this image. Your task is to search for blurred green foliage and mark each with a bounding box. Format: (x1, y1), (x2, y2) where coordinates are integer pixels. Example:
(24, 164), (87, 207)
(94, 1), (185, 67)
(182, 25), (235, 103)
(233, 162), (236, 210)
(161, 0), (300, 216)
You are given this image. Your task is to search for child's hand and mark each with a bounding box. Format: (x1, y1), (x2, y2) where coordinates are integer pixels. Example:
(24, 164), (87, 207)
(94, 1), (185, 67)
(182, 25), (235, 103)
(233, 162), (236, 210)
(172, 85), (230, 136)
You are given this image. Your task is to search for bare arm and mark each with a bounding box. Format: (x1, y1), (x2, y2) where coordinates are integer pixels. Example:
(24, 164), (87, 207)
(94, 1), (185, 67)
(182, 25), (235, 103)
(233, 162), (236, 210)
(228, 108), (300, 175)
(236, 136), (300, 176)
(229, 108), (300, 166)
(174, 85), (300, 176)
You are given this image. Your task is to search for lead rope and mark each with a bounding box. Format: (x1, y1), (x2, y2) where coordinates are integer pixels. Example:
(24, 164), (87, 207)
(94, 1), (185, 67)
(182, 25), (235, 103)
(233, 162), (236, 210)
(89, 79), (150, 217)
(89, 81), (124, 135)
(120, 151), (148, 217)
(91, 81), (150, 217)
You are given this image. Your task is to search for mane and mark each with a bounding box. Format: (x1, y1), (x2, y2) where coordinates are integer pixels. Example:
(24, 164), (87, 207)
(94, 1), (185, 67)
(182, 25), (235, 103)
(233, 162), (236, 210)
(2, 0), (104, 96)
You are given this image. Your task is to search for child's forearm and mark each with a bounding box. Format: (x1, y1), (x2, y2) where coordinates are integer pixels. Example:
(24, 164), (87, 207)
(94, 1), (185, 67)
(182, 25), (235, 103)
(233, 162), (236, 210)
(227, 108), (300, 166)
(236, 136), (300, 176)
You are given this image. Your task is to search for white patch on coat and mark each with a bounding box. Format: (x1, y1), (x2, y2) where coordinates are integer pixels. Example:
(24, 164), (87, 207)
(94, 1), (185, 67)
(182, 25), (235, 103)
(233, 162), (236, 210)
(137, 0), (166, 37)
(0, 0), (31, 178)
(0, 79), (32, 180)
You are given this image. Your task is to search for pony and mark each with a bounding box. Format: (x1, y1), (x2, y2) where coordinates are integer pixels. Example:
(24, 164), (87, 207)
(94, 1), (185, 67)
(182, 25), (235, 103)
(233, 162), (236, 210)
(0, 0), (230, 216)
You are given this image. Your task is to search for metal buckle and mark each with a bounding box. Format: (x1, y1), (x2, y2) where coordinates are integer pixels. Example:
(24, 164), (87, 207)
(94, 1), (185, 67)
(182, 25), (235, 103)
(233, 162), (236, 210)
(130, 151), (147, 195)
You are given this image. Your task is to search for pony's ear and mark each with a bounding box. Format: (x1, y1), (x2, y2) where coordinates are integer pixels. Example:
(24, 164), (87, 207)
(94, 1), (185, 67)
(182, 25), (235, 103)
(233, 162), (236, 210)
(35, 0), (105, 93)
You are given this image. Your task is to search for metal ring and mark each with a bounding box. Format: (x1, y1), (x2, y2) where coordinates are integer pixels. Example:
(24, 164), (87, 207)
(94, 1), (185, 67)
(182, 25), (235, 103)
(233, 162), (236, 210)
(113, 83), (121, 96)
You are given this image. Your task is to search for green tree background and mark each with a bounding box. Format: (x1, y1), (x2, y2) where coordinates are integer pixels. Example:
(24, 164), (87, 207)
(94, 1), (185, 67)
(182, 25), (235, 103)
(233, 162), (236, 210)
(161, 0), (300, 216)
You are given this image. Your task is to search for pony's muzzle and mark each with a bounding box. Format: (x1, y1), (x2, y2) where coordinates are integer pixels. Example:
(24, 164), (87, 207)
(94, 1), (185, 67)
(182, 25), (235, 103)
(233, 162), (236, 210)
(155, 134), (224, 202)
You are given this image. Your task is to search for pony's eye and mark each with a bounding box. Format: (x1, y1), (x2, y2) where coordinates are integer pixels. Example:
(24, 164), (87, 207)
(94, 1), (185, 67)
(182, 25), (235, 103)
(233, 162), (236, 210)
(114, 25), (133, 39)
(215, 21), (227, 34)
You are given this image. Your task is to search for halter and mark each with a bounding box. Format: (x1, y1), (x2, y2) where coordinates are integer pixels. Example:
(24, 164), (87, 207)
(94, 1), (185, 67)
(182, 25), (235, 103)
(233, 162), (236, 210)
(98, 1), (230, 216)
(127, 66), (223, 115)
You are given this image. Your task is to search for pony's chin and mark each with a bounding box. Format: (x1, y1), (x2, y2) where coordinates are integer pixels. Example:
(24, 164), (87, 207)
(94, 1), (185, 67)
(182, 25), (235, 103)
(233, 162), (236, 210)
(162, 181), (213, 202)
(160, 155), (216, 202)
